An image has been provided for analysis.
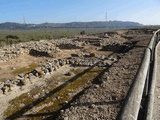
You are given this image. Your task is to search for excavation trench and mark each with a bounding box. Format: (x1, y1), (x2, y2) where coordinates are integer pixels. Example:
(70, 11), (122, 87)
(4, 66), (105, 119)
(4, 41), (136, 120)
(0, 29), (152, 120)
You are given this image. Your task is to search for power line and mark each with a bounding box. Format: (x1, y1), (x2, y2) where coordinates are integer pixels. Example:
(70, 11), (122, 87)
(105, 12), (108, 22)
(23, 13), (26, 24)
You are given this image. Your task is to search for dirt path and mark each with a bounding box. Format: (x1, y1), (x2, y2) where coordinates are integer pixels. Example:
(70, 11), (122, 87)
(152, 42), (160, 120)
(56, 34), (152, 120)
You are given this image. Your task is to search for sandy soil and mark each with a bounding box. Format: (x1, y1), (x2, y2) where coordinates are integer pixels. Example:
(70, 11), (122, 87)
(0, 54), (47, 82)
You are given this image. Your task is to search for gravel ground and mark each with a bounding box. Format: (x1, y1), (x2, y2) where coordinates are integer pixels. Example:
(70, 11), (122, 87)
(54, 32), (152, 120)
(0, 29), (153, 120)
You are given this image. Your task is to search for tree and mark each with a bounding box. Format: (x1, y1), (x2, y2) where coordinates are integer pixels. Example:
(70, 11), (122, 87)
(80, 30), (85, 36)
(6, 35), (19, 40)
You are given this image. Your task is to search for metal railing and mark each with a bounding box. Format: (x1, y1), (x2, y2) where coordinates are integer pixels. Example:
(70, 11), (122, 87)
(120, 29), (160, 120)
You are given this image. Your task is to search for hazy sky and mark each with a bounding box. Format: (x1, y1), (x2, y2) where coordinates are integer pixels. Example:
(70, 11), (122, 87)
(0, 0), (160, 25)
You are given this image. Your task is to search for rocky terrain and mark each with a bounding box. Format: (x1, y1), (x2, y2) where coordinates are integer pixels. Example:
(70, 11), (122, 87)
(0, 29), (153, 120)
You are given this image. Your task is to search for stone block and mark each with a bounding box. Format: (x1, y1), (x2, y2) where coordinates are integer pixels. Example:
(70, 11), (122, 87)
(0, 89), (3, 95)
(2, 86), (10, 93)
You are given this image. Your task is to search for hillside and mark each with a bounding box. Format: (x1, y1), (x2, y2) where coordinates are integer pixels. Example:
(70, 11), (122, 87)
(0, 21), (142, 30)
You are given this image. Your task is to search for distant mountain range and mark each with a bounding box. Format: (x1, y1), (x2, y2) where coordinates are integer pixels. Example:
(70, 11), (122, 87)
(0, 21), (143, 30)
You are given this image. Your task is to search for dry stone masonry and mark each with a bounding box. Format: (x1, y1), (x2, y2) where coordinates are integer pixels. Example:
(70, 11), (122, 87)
(0, 32), (129, 62)
(0, 58), (69, 94)
(0, 38), (84, 62)
(0, 40), (58, 62)
(0, 54), (118, 95)
(0, 32), (131, 95)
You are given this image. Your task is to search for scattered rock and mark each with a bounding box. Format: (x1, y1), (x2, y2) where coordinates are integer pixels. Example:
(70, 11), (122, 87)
(94, 85), (100, 88)
(2, 86), (10, 93)
(65, 72), (73, 76)
(0, 89), (3, 95)
(63, 116), (69, 120)
(90, 104), (96, 108)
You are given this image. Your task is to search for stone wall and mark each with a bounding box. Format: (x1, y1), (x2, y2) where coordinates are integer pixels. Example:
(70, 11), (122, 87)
(0, 58), (69, 94)
(0, 38), (83, 62)
(0, 40), (58, 62)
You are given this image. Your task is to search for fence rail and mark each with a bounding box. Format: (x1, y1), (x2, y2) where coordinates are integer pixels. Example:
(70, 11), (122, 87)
(120, 29), (160, 120)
